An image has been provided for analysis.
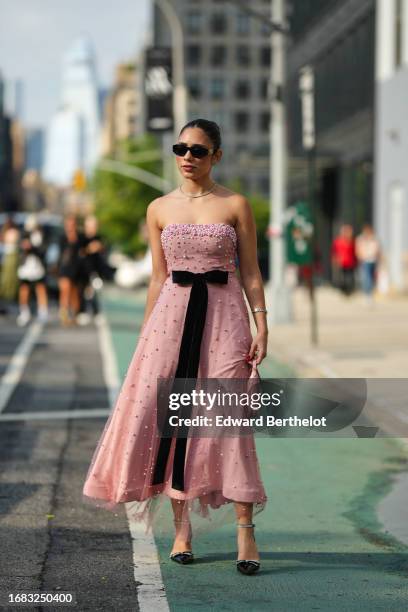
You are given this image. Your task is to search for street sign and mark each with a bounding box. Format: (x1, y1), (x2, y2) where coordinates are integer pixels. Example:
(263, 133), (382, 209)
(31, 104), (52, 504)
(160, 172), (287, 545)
(285, 201), (313, 265)
(299, 65), (315, 150)
(144, 47), (173, 132)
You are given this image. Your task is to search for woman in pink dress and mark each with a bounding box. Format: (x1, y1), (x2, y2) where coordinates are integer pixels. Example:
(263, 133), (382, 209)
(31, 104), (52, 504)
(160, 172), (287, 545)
(83, 118), (268, 575)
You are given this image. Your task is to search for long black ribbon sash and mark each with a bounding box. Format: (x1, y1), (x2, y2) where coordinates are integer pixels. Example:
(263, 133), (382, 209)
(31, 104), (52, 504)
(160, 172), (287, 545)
(151, 269), (229, 491)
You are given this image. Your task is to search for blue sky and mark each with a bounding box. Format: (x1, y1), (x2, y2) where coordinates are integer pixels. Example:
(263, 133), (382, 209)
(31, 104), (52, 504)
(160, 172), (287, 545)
(0, 0), (151, 128)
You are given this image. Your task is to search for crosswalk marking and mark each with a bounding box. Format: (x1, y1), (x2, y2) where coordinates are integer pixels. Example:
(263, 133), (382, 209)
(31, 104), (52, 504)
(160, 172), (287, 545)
(0, 408), (111, 422)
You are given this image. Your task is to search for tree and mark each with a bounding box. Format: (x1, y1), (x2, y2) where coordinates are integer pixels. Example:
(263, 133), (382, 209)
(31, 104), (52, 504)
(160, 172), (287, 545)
(226, 178), (270, 278)
(91, 133), (162, 256)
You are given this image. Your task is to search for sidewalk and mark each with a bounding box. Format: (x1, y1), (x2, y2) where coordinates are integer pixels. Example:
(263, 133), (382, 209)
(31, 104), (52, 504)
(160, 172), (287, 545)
(263, 284), (408, 441)
(265, 285), (408, 378)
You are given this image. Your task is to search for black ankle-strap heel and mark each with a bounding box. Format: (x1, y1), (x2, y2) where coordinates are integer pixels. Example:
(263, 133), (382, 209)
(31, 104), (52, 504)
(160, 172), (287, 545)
(169, 520), (194, 565)
(236, 522), (260, 575)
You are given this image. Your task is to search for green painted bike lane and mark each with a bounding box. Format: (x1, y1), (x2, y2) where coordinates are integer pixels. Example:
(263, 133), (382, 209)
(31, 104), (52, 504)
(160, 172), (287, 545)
(101, 288), (408, 612)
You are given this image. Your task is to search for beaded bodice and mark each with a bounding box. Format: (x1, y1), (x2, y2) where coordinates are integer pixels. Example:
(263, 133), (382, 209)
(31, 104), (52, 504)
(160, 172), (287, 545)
(160, 223), (237, 273)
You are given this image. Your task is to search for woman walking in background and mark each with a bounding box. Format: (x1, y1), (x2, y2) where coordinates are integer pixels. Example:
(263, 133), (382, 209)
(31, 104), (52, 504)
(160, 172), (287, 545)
(356, 223), (381, 306)
(57, 215), (87, 326)
(83, 118), (268, 575)
(16, 214), (49, 326)
(331, 223), (357, 296)
(0, 216), (20, 309)
(76, 215), (107, 325)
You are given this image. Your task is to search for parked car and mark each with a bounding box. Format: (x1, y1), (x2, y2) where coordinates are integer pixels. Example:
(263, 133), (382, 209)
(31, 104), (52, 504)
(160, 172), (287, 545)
(114, 248), (152, 289)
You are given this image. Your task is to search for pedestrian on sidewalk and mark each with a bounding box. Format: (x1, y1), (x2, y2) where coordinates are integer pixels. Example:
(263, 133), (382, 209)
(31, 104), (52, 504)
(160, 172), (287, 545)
(57, 214), (87, 326)
(76, 215), (106, 325)
(0, 216), (20, 311)
(331, 223), (357, 296)
(16, 214), (49, 326)
(355, 223), (381, 306)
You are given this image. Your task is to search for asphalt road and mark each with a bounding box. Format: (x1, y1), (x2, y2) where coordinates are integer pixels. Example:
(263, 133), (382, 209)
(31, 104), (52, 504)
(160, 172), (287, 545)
(0, 308), (139, 611)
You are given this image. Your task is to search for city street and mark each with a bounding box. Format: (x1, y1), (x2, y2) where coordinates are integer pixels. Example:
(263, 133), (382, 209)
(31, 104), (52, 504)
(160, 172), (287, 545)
(0, 285), (407, 611)
(1, 0), (408, 610)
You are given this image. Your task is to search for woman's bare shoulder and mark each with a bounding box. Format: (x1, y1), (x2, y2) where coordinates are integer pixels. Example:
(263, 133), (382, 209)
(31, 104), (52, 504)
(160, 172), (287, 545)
(214, 184), (238, 198)
(148, 189), (179, 208)
(216, 186), (250, 218)
(216, 184), (248, 205)
(146, 190), (180, 228)
(149, 191), (180, 208)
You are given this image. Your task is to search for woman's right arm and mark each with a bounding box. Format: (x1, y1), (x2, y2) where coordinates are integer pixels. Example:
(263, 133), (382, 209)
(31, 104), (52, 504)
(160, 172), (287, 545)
(140, 199), (168, 330)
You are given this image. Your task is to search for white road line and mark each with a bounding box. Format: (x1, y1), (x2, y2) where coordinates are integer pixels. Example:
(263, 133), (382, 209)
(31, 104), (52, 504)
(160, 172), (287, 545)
(95, 311), (169, 612)
(94, 313), (120, 408)
(128, 521), (170, 611)
(0, 320), (43, 414)
(0, 408), (111, 422)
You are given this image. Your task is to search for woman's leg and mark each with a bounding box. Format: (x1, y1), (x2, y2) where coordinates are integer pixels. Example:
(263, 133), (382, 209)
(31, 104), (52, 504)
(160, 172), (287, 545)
(69, 281), (81, 318)
(35, 282), (48, 310)
(170, 498), (192, 554)
(361, 263), (375, 304)
(58, 277), (72, 324)
(234, 501), (260, 561)
(58, 277), (70, 310)
(368, 262), (376, 295)
(19, 282), (30, 309)
(360, 263), (367, 295)
(35, 282), (49, 320)
(17, 283), (31, 326)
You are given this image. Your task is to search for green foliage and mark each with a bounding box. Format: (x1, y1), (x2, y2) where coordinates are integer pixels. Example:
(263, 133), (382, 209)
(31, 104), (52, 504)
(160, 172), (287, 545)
(91, 134), (162, 256)
(225, 177), (270, 258)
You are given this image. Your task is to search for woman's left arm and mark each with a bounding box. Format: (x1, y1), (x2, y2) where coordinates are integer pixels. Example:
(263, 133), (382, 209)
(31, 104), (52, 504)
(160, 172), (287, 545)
(234, 195), (268, 365)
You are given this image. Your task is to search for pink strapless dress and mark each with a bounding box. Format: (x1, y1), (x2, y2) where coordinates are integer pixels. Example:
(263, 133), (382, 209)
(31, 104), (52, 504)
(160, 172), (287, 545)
(82, 223), (267, 531)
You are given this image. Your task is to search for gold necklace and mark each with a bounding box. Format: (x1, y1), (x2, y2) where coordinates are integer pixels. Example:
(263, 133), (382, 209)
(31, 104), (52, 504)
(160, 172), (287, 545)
(179, 182), (216, 198)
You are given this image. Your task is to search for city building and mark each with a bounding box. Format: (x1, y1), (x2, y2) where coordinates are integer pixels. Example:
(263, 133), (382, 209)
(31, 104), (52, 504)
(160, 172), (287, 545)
(151, 0), (272, 197)
(3, 78), (24, 121)
(0, 73), (13, 211)
(100, 62), (141, 157)
(287, 0), (376, 279)
(0, 72), (24, 211)
(374, 0), (408, 291)
(43, 36), (101, 187)
(25, 128), (44, 173)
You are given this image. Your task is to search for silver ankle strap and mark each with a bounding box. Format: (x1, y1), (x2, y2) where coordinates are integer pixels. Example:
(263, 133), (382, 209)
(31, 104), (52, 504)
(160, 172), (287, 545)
(237, 522), (255, 528)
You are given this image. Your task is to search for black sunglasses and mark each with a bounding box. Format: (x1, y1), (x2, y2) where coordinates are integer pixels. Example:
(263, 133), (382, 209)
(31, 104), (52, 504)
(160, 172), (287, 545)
(172, 143), (214, 159)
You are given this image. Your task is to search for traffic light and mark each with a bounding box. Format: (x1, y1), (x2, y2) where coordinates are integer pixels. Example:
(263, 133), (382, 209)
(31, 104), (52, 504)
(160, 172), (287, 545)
(72, 169), (86, 191)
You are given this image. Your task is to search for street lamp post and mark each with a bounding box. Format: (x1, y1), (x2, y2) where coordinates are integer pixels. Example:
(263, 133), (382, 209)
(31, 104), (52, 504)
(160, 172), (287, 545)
(269, 0), (292, 324)
(223, 0), (292, 324)
(299, 64), (318, 345)
(154, 0), (188, 189)
(98, 158), (171, 193)
(154, 0), (188, 134)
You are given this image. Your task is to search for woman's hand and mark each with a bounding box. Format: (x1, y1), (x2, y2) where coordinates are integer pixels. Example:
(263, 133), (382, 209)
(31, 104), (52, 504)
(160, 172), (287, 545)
(87, 240), (103, 254)
(246, 330), (268, 366)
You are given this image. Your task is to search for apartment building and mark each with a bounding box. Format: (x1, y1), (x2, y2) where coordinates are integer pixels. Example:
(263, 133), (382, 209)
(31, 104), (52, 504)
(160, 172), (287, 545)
(152, 0), (272, 197)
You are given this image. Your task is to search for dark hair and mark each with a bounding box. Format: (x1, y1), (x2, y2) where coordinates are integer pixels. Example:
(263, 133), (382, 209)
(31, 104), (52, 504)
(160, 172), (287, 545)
(179, 118), (221, 152)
